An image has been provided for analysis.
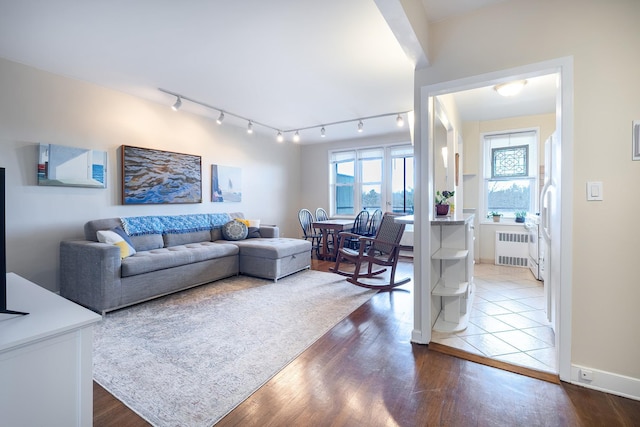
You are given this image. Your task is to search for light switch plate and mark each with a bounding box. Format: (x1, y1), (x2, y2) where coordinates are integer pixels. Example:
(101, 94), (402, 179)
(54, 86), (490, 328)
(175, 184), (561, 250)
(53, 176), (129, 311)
(586, 181), (603, 201)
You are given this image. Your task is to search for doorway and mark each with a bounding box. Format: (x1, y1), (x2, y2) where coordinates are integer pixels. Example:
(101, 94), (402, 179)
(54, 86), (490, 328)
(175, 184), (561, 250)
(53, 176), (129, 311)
(414, 58), (573, 381)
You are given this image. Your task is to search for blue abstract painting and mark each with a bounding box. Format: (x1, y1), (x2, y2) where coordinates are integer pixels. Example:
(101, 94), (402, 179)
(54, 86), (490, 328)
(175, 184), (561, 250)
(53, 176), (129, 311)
(122, 145), (202, 204)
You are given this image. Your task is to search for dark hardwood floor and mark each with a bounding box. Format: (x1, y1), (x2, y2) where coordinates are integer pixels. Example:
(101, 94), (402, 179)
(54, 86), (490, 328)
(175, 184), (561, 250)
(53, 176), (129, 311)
(94, 258), (640, 426)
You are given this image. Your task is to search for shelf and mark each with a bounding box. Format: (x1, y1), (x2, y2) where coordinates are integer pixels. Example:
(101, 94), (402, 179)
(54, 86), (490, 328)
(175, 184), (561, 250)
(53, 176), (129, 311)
(432, 248), (468, 260)
(433, 282), (476, 333)
(432, 281), (469, 297)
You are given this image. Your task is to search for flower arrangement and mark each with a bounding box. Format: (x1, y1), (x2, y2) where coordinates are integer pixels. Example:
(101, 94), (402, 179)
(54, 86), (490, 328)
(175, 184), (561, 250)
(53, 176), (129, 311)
(435, 190), (455, 205)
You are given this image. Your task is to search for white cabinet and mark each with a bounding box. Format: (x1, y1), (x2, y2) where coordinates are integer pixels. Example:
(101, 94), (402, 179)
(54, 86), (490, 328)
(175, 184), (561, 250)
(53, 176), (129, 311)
(0, 273), (102, 427)
(431, 214), (475, 332)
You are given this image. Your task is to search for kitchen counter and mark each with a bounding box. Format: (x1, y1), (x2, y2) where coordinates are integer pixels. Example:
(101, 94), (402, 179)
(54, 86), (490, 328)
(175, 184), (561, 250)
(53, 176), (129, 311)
(431, 213), (474, 225)
(394, 213), (474, 225)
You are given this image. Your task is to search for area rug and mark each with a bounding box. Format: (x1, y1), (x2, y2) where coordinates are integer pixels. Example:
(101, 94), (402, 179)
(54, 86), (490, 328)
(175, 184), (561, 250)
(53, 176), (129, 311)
(93, 270), (376, 427)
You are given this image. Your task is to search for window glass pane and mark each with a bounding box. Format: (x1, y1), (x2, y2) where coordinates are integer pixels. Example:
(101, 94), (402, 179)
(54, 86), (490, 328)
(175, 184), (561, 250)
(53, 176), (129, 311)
(492, 145), (528, 178)
(336, 185), (354, 214)
(362, 184), (381, 209)
(336, 161), (354, 178)
(486, 178), (533, 214)
(361, 158), (382, 182)
(391, 156), (414, 214)
(335, 160), (354, 215)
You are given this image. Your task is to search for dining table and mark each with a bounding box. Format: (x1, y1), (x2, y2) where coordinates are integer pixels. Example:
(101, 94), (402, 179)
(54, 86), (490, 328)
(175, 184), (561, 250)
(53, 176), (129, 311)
(311, 219), (353, 260)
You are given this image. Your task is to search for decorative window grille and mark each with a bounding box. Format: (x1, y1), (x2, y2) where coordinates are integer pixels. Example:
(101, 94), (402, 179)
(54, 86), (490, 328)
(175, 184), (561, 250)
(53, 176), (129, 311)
(492, 145), (528, 178)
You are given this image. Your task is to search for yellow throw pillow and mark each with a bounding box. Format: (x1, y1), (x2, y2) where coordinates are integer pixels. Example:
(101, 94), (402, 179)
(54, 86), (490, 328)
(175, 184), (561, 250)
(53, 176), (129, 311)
(235, 218), (250, 227)
(97, 229), (136, 259)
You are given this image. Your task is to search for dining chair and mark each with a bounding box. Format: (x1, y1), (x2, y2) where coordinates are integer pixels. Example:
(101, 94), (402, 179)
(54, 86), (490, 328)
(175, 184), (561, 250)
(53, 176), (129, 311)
(315, 207), (333, 251)
(366, 209), (383, 237)
(298, 208), (321, 257)
(343, 210), (369, 250)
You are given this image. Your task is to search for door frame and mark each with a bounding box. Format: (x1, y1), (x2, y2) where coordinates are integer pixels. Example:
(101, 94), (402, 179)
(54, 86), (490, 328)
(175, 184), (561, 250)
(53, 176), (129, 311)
(412, 57), (573, 381)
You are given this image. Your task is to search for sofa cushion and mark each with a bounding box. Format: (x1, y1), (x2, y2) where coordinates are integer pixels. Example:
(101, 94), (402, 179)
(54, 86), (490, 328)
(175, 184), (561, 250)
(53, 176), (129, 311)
(229, 238), (311, 259)
(222, 220), (248, 241)
(129, 234), (164, 252)
(163, 230), (212, 247)
(121, 242), (239, 277)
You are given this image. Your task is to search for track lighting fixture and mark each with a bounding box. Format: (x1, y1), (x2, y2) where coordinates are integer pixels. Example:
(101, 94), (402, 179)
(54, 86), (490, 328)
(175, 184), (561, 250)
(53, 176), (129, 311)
(159, 88), (411, 142)
(171, 96), (182, 111)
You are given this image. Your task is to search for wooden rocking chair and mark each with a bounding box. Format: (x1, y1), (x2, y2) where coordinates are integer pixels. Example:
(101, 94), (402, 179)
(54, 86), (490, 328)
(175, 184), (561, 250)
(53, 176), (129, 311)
(330, 212), (410, 290)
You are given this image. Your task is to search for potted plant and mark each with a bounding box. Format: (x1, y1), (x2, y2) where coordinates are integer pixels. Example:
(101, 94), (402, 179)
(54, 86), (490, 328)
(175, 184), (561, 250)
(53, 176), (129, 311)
(435, 190), (454, 216)
(487, 211), (502, 222)
(515, 211), (527, 223)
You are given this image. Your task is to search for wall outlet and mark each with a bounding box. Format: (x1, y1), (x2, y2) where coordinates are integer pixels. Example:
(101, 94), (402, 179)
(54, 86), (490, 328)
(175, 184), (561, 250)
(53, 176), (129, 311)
(580, 368), (594, 381)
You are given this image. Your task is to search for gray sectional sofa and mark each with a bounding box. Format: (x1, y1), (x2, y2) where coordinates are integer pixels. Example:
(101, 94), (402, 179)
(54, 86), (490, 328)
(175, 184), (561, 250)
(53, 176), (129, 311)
(60, 212), (311, 314)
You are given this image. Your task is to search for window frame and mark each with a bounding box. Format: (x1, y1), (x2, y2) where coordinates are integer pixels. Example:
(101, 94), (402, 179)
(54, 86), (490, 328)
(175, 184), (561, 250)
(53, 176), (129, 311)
(480, 128), (539, 223)
(329, 143), (413, 217)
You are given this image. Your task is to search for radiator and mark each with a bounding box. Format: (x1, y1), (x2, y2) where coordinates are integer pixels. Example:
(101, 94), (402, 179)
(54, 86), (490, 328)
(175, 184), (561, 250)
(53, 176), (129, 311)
(495, 231), (529, 267)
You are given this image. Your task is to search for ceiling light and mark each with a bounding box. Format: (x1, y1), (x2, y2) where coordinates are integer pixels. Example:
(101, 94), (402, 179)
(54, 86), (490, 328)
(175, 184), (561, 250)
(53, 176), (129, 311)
(276, 131), (284, 143)
(494, 80), (527, 97)
(320, 127), (326, 137)
(293, 131), (300, 142)
(171, 96), (182, 111)
(396, 114), (404, 127)
(247, 121), (253, 134)
(216, 111), (225, 124)
(357, 120), (364, 133)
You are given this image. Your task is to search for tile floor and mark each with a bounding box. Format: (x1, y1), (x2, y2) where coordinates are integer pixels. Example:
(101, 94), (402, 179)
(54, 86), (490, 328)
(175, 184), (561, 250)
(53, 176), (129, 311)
(431, 263), (557, 373)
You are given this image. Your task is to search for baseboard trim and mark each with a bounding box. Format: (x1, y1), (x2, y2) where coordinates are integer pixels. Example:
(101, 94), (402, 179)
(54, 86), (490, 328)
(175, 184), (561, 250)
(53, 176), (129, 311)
(429, 342), (560, 384)
(570, 364), (640, 401)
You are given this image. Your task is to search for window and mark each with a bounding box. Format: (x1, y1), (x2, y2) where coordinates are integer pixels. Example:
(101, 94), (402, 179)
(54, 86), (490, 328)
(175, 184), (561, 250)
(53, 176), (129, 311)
(330, 145), (413, 216)
(333, 151), (355, 215)
(482, 130), (537, 219)
(359, 148), (383, 211)
(390, 146), (414, 214)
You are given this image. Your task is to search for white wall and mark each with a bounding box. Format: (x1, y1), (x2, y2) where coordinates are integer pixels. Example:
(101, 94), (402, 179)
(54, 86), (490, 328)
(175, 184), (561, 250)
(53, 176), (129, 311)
(0, 58), (301, 292)
(415, 0), (640, 384)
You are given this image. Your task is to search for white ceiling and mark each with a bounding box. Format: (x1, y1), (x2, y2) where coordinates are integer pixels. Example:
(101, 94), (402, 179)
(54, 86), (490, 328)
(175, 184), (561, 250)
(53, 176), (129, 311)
(0, 0), (554, 144)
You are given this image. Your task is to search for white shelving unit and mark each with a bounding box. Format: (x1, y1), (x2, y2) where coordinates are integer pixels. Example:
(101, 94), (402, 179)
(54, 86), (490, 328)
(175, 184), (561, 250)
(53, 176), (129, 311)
(431, 214), (475, 333)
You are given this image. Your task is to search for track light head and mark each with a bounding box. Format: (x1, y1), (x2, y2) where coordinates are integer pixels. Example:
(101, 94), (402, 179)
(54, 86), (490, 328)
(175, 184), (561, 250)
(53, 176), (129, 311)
(396, 114), (404, 127)
(171, 96), (182, 111)
(320, 127), (326, 137)
(293, 131), (300, 142)
(216, 111), (225, 124)
(247, 121), (254, 134)
(276, 131), (284, 143)
(357, 120), (364, 133)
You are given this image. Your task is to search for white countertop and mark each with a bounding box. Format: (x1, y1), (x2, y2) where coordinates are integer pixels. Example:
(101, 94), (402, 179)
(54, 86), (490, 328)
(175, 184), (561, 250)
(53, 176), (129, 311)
(394, 213), (475, 225)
